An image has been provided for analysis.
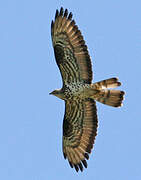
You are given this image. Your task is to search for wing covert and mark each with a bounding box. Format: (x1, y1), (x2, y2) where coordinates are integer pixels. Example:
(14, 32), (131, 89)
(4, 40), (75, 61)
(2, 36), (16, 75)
(63, 98), (98, 172)
(51, 7), (93, 85)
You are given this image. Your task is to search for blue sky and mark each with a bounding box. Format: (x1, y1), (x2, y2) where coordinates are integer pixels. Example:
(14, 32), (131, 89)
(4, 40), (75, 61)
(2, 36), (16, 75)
(0, 0), (141, 179)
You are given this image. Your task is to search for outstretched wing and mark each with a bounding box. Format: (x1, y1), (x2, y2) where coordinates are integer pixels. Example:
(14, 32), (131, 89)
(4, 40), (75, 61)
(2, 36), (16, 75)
(51, 7), (93, 85)
(63, 98), (98, 172)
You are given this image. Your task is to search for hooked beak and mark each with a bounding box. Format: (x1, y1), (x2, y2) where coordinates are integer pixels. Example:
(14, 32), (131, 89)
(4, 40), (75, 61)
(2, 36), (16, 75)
(49, 90), (55, 95)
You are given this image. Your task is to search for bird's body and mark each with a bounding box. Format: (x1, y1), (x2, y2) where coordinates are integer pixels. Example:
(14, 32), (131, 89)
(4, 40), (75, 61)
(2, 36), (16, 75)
(50, 7), (125, 172)
(51, 83), (93, 100)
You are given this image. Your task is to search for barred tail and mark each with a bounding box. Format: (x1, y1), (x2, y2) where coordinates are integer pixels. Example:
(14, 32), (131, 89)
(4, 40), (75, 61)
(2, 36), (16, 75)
(95, 89), (125, 107)
(93, 77), (121, 89)
(91, 78), (125, 107)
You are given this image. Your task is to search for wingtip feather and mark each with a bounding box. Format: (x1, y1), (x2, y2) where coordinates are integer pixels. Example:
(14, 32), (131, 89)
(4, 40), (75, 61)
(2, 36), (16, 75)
(55, 9), (59, 19)
(51, 20), (54, 28)
(64, 9), (68, 17)
(60, 7), (64, 16)
(68, 12), (73, 20)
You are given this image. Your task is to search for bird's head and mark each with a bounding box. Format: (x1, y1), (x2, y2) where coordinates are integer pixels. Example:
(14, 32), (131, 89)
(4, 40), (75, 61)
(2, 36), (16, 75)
(49, 89), (64, 100)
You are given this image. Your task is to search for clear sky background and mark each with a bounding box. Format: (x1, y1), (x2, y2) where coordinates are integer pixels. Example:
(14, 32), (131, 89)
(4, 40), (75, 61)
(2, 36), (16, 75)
(0, 0), (140, 179)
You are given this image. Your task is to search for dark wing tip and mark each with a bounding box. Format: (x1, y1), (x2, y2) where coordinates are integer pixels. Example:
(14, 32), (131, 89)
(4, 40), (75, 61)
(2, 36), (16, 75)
(67, 157), (88, 172)
(74, 164), (79, 172)
(51, 20), (54, 28)
(63, 152), (66, 159)
(64, 9), (68, 17)
(55, 9), (59, 19)
(67, 156), (89, 172)
(55, 8), (73, 20)
(78, 162), (83, 172)
(68, 12), (73, 20)
(69, 161), (73, 168)
(70, 19), (76, 26)
(60, 7), (64, 16)
(82, 160), (88, 168)
(84, 153), (89, 160)
(74, 159), (88, 172)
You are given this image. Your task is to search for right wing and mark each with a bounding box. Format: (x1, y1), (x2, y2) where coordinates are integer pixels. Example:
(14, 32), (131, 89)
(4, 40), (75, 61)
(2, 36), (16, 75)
(63, 98), (98, 172)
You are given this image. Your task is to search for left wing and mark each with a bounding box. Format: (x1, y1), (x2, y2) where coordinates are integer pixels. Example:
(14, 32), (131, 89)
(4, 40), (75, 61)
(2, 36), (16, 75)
(51, 7), (93, 85)
(63, 98), (98, 172)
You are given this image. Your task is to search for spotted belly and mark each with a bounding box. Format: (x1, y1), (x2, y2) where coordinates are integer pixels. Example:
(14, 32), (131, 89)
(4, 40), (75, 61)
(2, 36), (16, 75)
(63, 83), (90, 100)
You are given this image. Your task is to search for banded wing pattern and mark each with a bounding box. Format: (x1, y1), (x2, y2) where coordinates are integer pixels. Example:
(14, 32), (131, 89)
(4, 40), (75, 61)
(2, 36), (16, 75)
(51, 7), (93, 85)
(63, 99), (98, 172)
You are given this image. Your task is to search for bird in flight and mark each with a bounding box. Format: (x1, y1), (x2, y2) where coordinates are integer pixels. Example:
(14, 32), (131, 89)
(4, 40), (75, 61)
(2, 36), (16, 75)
(50, 7), (125, 172)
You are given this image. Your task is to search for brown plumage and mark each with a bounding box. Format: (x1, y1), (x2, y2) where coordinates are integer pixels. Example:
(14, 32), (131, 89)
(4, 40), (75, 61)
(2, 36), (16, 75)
(50, 7), (125, 172)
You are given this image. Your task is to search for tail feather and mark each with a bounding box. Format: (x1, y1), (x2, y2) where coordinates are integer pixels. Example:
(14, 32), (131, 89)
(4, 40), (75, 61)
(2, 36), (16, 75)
(93, 77), (121, 89)
(90, 78), (125, 107)
(94, 89), (125, 107)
